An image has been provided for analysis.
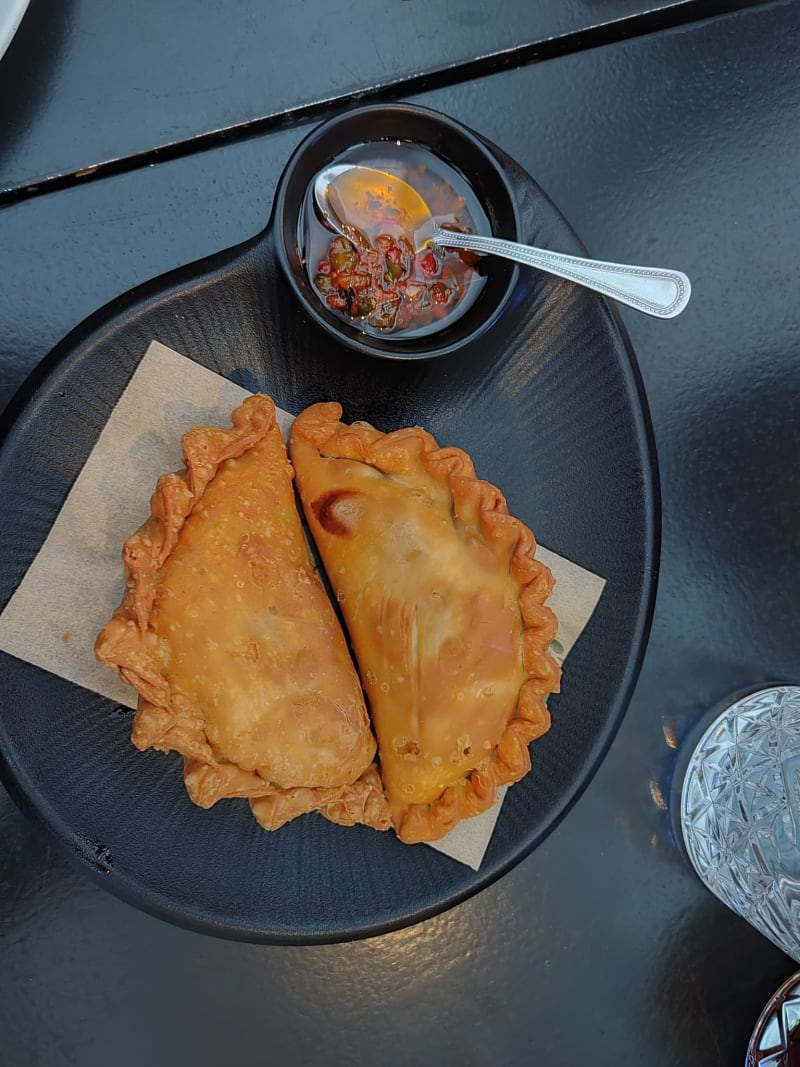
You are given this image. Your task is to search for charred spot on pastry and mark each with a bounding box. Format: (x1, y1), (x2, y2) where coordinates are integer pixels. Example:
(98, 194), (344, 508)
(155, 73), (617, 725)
(393, 737), (421, 759)
(311, 489), (362, 536)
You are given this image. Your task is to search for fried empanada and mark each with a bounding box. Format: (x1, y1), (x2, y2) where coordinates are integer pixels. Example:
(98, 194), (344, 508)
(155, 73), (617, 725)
(290, 403), (561, 844)
(95, 394), (389, 833)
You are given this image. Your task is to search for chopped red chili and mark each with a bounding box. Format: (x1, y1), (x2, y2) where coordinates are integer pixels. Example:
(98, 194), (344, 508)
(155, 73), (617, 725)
(420, 251), (438, 277)
(313, 225), (479, 333)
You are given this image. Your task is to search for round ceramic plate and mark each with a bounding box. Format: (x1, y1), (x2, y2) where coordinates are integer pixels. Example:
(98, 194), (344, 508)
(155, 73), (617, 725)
(0, 0), (29, 63)
(0, 128), (658, 943)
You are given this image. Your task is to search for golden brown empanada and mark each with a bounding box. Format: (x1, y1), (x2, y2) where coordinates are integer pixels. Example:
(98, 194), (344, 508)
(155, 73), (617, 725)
(95, 394), (389, 833)
(290, 403), (561, 844)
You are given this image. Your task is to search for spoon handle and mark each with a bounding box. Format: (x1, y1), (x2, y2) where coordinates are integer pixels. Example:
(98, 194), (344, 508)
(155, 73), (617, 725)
(433, 228), (691, 319)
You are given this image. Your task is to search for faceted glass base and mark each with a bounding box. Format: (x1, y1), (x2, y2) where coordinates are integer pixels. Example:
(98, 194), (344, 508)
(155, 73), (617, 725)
(747, 969), (800, 1066)
(680, 686), (800, 963)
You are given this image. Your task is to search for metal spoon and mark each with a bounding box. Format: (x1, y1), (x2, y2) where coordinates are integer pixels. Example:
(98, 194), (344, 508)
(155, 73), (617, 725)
(314, 164), (691, 319)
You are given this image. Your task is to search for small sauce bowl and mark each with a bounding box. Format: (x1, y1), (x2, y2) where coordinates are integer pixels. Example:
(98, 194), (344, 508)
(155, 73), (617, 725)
(273, 103), (521, 361)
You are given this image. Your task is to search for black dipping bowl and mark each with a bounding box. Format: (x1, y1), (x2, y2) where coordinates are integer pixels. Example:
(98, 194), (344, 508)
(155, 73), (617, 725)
(273, 103), (520, 360)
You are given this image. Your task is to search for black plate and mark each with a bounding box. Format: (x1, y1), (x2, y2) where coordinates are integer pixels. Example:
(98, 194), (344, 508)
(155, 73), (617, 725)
(0, 131), (659, 944)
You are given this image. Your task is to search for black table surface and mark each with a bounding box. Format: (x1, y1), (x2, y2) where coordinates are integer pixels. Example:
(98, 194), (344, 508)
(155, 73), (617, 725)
(1, 1), (799, 1064)
(0, 0), (766, 194)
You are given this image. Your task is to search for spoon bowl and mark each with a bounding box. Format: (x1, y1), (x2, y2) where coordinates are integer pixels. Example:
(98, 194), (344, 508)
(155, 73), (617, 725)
(313, 164), (433, 248)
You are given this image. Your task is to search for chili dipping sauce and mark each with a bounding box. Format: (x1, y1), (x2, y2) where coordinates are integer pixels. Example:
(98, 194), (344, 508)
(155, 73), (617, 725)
(301, 143), (491, 340)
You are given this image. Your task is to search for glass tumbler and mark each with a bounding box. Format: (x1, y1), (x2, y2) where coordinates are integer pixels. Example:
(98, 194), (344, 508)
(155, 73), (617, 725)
(679, 685), (800, 963)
